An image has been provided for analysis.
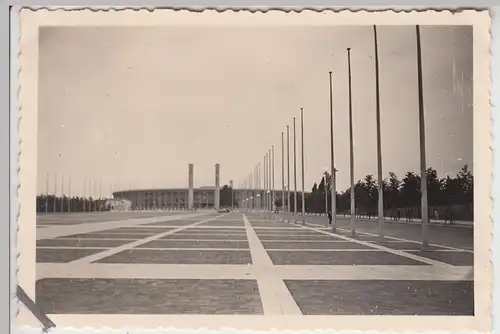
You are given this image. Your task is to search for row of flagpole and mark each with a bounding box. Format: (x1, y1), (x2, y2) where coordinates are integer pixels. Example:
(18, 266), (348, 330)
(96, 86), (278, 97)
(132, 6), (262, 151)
(40, 172), (123, 213)
(330, 25), (429, 247)
(240, 25), (429, 248)
(240, 106), (307, 217)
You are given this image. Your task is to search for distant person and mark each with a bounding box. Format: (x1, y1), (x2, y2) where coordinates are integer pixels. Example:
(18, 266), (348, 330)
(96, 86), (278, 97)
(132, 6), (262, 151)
(444, 207), (451, 225)
(407, 208), (414, 222)
(432, 208), (439, 223)
(444, 207), (455, 225)
(327, 210), (332, 225)
(396, 209), (401, 221)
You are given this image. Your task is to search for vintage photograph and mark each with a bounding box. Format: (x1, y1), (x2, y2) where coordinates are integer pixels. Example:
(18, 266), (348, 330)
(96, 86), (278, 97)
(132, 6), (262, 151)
(17, 9), (491, 331)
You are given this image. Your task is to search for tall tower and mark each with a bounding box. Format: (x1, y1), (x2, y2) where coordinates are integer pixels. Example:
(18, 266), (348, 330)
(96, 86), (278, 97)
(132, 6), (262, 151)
(229, 180), (234, 209)
(188, 164), (194, 211)
(214, 163), (220, 210)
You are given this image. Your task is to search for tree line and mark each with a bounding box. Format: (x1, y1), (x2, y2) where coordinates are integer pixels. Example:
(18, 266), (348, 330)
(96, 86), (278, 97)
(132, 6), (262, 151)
(305, 164), (473, 220)
(219, 164), (473, 220)
(36, 195), (110, 213)
(36, 164), (473, 220)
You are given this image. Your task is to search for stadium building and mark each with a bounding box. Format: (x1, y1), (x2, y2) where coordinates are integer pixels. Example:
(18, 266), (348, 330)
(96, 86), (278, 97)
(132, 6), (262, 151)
(112, 186), (289, 210)
(111, 163), (308, 211)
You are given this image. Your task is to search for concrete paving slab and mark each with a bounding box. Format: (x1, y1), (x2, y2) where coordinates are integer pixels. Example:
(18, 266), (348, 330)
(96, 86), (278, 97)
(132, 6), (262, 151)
(199, 221), (245, 226)
(36, 278), (263, 314)
(92, 230), (160, 235)
(57, 233), (151, 239)
(366, 241), (449, 251)
(37, 248), (107, 263)
(179, 230), (247, 235)
(95, 249), (253, 264)
(161, 234), (248, 240)
(37, 239), (132, 248)
(250, 223), (288, 228)
(136, 240), (250, 249)
(284, 280), (474, 315)
(114, 227), (176, 232)
(255, 231), (325, 236)
(262, 241), (373, 250)
(407, 251), (474, 266)
(144, 221), (202, 226)
(267, 250), (430, 266)
(257, 235), (342, 241)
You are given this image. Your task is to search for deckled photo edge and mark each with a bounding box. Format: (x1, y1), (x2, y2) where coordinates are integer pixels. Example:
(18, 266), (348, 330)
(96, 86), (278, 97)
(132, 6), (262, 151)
(15, 8), (492, 332)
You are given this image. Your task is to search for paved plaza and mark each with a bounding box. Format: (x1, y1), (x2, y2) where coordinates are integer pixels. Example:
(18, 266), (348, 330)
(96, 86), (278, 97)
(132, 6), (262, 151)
(36, 211), (474, 316)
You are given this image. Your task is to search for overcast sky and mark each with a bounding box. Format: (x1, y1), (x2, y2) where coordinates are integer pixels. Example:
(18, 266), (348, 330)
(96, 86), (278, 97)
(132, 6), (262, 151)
(37, 25), (473, 197)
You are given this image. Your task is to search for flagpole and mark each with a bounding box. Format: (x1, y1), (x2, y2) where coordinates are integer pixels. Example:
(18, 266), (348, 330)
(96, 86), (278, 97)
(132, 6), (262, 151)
(45, 172), (49, 213)
(83, 178), (86, 213)
(271, 145), (275, 212)
(347, 47), (357, 237)
(89, 180), (93, 212)
(256, 165), (259, 210)
(254, 166), (257, 210)
(287, 125), (290, 213)
(300, 108), (305, 219)
(268, 148), (272, 211)
(256, 163), (259, 210)
(416, 25), (429, 249)
(68, 176), (72, 212)
(329, 71), (337, 232)
(264, 153), (268, 211)
(293, 117), (297, 215)
(374, 25), (385, 241)
(281, 132), (285, 212)
(53, 172), (57, 213)
(100, 180), (103, 211)
(61, 174), (65, 212)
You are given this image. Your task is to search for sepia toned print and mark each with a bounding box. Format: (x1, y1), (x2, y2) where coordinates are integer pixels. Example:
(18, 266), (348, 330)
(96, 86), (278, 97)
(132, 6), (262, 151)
(17, 8), (491, 332)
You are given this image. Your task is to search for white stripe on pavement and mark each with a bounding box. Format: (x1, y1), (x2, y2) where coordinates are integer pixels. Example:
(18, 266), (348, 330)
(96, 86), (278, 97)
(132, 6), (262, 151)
(290, 222), (455, 268)
(243, 214), (302, 316)
(37, 212), (213, 240)
(36, 263), (473, 281)
(68, 214), (226, 264)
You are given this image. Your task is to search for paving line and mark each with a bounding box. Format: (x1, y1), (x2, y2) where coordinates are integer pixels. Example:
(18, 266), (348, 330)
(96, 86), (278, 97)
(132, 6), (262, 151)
(288, 222), (455, 268)
(68, 214), (227, 264)
(107, 225), (243, 229)
(90, 231), (161, 235)
(171, 233), (248, 236)
(243, 214), (302, 316)
(37, 246), (112, 250)
(265, 248), (471, 252)
(274, 265), (474, 281)
(140, 238), (250, 242)
(43, 237), (140, 241)
(36, 263), (474, 281)
(256, 234), (343, 237)
(37, 212), (212, 240)
(307, 222), (473, 253)
(37, 246), (251, 251)
(265, 248), (387, 252)
(36, 263), (255, 280)
(261, 239), (349, 243)
(336, 227), (473, 253)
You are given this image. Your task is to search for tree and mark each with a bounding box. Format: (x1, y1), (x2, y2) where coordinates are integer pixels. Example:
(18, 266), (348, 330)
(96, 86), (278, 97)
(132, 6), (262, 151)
(457, 164), (473, 205)
(400, 172), (421, 211)
(426, 167), (442, 206)
(387, 172), (401, 215)
(219, 185), (233, 208)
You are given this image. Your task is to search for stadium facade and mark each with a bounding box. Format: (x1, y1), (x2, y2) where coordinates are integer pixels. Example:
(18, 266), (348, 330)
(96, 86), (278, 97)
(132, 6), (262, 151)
(112, 187), (292, 210)
(111, 163), (310, 211)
